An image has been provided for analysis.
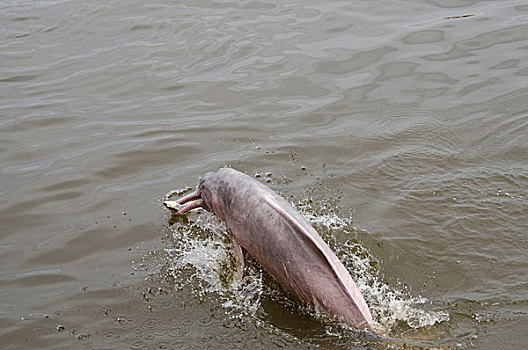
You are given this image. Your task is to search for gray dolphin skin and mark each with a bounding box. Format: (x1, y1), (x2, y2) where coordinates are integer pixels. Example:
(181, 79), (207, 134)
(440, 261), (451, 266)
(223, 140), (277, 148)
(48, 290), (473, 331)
(164, 167), (373, 330)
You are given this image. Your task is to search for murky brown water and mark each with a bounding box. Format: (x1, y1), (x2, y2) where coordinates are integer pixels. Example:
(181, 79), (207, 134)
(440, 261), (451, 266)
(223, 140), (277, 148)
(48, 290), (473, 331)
(1, 0), (527, 349)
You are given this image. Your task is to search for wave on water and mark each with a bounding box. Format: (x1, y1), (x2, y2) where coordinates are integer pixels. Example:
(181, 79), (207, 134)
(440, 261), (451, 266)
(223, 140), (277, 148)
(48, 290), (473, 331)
(163, 188), (449, 337)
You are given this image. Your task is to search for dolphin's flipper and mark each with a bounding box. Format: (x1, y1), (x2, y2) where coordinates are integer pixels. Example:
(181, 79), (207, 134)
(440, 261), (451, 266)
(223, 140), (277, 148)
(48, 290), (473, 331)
(232, 238), (245, 280)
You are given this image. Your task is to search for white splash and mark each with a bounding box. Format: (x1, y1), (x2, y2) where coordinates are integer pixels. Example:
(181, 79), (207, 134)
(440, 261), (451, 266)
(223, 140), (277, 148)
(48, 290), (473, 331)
(164, 191), (449, 334)
(165, 208), (264, 319)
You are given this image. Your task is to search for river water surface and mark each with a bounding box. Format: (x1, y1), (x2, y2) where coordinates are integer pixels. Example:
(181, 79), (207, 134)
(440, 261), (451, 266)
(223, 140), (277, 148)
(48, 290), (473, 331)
(1, 0), (527, 349)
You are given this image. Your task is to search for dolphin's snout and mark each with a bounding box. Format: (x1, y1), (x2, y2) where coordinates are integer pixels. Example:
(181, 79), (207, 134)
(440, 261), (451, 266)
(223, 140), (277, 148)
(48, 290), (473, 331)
(163, 200), (184, 212)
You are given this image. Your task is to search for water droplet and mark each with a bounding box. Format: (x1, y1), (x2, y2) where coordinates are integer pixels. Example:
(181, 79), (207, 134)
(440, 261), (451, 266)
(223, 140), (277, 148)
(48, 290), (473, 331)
(102, 331), (113, 339)
(130, 340), (146, 349)
(77, 334), (90, 341)
(144, 318), (157, 329)
(157, 342), (170, 350)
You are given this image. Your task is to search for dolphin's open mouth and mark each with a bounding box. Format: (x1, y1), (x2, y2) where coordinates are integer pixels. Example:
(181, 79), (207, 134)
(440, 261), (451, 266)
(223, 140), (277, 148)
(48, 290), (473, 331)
(163, 191), (203, 214)
(163, 200), (185, 211)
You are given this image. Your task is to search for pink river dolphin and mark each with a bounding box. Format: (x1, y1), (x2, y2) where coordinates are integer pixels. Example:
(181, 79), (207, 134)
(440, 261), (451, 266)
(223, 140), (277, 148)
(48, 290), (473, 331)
(164, 167), (373, 330)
